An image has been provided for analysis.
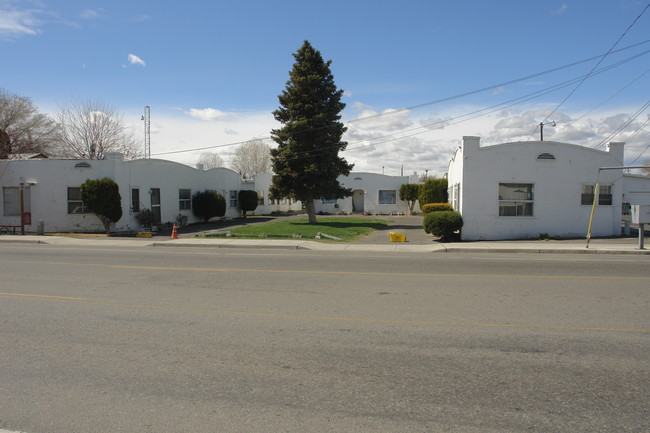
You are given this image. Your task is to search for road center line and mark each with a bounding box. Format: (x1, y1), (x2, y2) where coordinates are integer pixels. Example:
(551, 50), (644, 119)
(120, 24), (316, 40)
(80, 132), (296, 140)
(0, 291), (648, 334)
(1, 259), (649, 280)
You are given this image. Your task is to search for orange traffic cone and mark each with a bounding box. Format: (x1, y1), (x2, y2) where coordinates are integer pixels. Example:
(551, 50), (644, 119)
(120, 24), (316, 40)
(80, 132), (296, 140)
(171, 223), (178, 239)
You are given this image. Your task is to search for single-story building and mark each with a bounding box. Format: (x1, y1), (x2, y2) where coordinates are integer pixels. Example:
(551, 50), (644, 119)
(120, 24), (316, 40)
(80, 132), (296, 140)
(1, 155), (244, 233)
(313, 172), (420, 215)
(447, 136), (630, 240)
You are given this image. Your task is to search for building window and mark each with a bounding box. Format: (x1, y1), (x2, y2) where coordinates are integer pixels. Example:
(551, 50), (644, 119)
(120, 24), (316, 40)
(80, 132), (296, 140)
(581, 184), (612, 206)
(321, 199), (337, 204)
(450, 183), (460, 210)
(179, 189), (192, 210)
(3, 187), (31, 216)
(229, 190), (238, 208)
(378, 190), (396, 204)
(67, 187), (90, 214)
(498, 183), (533, 216)
(257, 190), (264, 206)
(537, 153), (556, 160)
(131, 188), (140, 213)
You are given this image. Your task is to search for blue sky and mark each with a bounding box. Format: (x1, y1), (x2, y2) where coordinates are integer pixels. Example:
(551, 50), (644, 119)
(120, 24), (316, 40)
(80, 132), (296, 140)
(2, 0), (649, 175)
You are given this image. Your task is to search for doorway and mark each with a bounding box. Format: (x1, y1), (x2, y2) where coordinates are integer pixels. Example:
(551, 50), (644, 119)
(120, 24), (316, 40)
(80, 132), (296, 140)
(150, 188), (161, 224)
(352, 190), (364, 213)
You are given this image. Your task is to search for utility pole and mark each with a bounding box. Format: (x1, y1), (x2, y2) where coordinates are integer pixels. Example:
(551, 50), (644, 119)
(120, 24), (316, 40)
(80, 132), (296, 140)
(142, 106), (151, 158)
(19, 177), (24, 235)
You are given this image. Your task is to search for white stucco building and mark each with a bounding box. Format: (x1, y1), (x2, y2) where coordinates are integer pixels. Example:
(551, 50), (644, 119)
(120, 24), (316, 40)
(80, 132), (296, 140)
(314, 172), (420, 215)
(447, 136), (627, 241)
(0, 156), (244, 233)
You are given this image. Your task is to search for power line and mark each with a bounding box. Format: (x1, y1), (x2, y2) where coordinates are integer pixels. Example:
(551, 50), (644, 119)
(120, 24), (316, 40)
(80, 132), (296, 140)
(593, 100), (650, 150)
(530, 4), (650, 140)
(623, 118), (650, 165)
(563, 68), (650, 128)
(151, 41), (650, 157)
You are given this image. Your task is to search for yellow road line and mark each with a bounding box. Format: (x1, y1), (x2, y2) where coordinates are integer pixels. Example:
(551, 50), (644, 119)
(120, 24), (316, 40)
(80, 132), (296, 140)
(0, 291), (648, 333)
(1, 259), (649, 280)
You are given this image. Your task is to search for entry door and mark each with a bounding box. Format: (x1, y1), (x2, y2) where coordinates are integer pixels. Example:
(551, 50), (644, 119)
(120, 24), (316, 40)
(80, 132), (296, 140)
(352, 190), (364, 213)
(150, 188), (162, 224)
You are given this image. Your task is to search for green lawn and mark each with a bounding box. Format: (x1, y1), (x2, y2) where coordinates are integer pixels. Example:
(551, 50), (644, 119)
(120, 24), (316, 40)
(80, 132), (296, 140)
(225, 217), (388, 241)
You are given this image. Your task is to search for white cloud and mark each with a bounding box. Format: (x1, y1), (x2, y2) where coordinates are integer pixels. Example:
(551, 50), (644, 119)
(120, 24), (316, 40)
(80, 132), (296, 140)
(79, 9), (101, 19)
(113, 103), (649, 178)
(0, 7), (45, 37)
(491, 87), (509, 96)
(127, 53), (146, 67)
(187, 108), (235, 122)
(552, 4), (568, 15)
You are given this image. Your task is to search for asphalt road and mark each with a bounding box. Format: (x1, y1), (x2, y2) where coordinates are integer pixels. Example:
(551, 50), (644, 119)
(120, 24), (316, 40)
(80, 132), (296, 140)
(1, 244), (648, 432)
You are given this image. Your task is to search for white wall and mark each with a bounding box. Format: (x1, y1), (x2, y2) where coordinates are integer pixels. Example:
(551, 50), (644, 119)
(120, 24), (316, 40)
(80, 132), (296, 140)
(448, 137), (625, 240)
(0, 158), (244, 233)
(623, 174), (650, 205)
(314, 172), (419, 215)
(252, 173), (303, 215)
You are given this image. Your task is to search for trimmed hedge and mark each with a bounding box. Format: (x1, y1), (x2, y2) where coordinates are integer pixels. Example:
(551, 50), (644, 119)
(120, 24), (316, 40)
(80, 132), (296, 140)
(192, 190), (226, 223)
(421, 202), (454, 214)
(423, 211), (463, 241)
(238, 190), (259, 218)
(419, 178), (448, 206)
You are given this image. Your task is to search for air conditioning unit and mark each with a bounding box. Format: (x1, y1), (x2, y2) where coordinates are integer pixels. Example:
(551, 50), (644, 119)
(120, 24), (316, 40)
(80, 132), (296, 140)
(631, 205), (650, 224)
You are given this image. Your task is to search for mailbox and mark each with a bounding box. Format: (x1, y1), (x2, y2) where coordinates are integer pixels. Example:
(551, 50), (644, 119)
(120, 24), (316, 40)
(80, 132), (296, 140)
(631, 205), (650, 224)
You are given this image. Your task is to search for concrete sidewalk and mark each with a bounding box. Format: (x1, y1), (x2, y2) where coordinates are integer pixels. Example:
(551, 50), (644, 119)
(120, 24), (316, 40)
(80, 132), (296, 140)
(2, 214), (648, 254)
(2, 233), (648, 254)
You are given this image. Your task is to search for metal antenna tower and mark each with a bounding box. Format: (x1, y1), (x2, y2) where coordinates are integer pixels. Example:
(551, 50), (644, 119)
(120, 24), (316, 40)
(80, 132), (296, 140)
(142, 106), (151, 158)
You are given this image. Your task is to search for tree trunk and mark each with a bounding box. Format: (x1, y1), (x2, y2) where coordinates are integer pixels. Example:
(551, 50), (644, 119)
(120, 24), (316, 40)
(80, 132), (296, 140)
(305, 199), (317, 224)
(99, 215), (112, 234)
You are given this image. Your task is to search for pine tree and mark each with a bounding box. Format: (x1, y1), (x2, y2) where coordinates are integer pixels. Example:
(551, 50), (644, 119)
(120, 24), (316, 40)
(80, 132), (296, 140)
(270, 41), (353, 224)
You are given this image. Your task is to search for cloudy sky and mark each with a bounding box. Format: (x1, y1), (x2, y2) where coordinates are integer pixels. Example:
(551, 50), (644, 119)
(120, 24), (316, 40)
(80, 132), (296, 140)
(1, 0), (649, 176)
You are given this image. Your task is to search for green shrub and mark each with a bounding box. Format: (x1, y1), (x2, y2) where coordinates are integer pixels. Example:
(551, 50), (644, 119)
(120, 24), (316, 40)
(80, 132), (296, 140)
(80, 177), (122, 233)
(421, 202), (454, 214)
(192, 190), (226, 223)
(136, 208), (156, 229)
(399, 183), (420, 214)
(423, 211), (463, 241)
(238, 190), (259, 218)
(419, 178), (448, 206)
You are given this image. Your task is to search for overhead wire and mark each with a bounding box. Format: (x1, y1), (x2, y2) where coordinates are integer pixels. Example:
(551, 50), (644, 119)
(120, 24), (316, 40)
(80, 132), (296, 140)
(592, 100), (650, 150)
(626, 117), (650, 165)
(152, 40), (650, 157)
(276, 51), (650, 163)
(529, 3), (650, 140)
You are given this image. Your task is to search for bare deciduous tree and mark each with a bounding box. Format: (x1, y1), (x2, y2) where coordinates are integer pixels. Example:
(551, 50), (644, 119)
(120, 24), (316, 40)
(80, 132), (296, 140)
(230, 139), (272, 179)
(641, 158), (650, 175)
(0, 88), (58, 158)
(54, 99), (142, 160)
(197, 152), (224, 169)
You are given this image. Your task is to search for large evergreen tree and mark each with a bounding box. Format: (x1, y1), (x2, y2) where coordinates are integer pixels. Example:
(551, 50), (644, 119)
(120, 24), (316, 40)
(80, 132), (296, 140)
(270, 41), (353, 224)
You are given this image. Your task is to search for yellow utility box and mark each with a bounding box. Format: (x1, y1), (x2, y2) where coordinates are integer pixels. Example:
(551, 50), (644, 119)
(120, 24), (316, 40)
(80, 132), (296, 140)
(390, 232), (406, 242)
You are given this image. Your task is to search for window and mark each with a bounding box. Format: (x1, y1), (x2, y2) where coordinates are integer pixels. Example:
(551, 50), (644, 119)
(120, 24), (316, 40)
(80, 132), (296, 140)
(581, 184), (612, 206)
(257, 190), (264, 206)
(498, 183), (533, 216)
(321, 199), (337, 204)
(537, 153), (555, 160)
(131, 188), (140, 213)
(229, 190), (238, 208)
(450, 183), (460, 210)
(179, 189), (191, 210)
(598, 185), (612, 205)
(67, 187), (90, 214)
(378, 190), (396, 204)
(3, 187), (31, 216)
